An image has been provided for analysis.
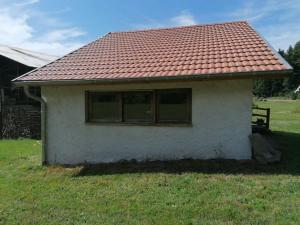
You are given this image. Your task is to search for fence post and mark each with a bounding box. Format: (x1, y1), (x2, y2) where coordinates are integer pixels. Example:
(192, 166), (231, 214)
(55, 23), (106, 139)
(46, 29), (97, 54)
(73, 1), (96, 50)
(0, 88), (3, 139)
(266, 108), (270, 129)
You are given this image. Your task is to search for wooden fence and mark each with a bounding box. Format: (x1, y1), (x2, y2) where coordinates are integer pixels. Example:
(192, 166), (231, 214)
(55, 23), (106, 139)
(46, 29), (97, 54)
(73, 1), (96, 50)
(252, 107), (271, 130)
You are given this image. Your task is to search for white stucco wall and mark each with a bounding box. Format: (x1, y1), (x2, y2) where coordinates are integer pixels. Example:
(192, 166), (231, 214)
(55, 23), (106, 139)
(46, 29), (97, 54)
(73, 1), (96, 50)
(42, 79), (253, 165)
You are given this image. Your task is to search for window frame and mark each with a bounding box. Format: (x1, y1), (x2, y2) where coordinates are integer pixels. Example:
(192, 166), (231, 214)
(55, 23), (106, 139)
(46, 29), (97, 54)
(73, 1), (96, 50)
(85, 88), (192, 125)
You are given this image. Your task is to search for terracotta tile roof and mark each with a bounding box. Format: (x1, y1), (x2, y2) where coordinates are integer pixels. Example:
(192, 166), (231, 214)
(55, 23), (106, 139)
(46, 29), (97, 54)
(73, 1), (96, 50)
(14, 21), (292, 84)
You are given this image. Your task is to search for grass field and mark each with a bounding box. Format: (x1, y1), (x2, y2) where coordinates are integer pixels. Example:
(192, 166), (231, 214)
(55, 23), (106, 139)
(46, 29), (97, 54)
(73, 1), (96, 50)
(0, 100), (300, 225)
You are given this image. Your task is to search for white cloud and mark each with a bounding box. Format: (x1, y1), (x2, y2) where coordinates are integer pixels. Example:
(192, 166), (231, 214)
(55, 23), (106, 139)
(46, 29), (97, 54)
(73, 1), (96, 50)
(170, 11), (197, 26)
(42, 28), (85, 42)
(0, 13), (33, 44)
(14, 0), (39, 7)
(133, 10), (198, 30)
(0, 0), (85, 56)
(230, 1), (269, 22)
(230, 0), (300, 50)
(258, 23), (300, 50)
(230, 0), (300, 22)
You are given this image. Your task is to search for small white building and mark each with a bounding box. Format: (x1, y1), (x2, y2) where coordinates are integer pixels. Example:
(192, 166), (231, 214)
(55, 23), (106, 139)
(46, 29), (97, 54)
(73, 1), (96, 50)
(13, 21), (292, 165)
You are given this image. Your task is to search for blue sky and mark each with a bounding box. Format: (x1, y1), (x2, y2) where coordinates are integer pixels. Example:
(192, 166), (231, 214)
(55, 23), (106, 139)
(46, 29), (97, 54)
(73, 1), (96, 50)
(0, 0), (299, 56)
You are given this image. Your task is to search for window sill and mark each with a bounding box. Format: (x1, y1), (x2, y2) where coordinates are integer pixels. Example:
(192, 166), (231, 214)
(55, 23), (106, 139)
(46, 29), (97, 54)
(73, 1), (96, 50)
(85, 121), (193, 127)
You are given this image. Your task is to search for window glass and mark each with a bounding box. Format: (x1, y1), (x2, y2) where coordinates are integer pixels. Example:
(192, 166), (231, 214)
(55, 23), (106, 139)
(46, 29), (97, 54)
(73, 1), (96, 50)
(123, 92), (153, 122)
(88, 93), (121, 122)
(86, 89), (191, 124)
(157, 89), (190, 122)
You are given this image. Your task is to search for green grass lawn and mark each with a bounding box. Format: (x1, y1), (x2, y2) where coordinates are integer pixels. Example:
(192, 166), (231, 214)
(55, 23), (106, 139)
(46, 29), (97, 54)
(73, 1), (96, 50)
(1, 100), (300, 225)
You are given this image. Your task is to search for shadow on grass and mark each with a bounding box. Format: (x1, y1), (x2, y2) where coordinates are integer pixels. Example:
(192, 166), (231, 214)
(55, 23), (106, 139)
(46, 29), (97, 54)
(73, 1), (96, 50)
(75, 131), (300, 176)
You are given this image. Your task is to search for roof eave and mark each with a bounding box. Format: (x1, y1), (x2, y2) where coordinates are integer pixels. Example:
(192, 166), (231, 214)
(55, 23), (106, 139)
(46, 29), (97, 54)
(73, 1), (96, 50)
(13, 69), (293, 87)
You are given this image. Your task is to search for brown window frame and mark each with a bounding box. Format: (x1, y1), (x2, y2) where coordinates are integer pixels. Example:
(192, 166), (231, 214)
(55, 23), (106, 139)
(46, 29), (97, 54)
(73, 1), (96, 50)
(85, 88), (192, 125)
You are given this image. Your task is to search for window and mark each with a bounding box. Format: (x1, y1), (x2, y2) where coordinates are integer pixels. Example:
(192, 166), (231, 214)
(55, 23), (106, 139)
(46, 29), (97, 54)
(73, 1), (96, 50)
(123, 92), (153, 122)
(156, 89), (190, 123)
(87, 92), (121, 122)
(86, 88), (191, 124)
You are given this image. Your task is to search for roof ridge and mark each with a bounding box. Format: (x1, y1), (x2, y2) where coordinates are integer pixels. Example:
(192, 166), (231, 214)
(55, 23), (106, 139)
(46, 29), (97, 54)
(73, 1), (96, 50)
(109, 20), (248, 34)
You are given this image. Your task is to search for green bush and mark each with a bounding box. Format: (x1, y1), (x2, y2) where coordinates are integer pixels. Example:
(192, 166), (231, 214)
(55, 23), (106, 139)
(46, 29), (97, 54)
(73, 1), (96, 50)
(290, 92), (298, 100)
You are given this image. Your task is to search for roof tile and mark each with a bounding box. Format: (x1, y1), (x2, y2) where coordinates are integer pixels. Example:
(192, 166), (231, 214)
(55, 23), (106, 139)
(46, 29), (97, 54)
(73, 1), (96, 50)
(14, 21), (291, 83)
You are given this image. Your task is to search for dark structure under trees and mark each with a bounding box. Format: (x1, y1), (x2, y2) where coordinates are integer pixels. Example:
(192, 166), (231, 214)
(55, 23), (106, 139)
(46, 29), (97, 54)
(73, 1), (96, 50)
(0, 45), (56, 139)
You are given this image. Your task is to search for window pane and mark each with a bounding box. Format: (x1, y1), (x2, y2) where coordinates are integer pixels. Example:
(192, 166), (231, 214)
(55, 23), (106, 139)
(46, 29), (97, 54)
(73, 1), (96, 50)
(89, 93), (121, 122)
(157, 89), (190, 122)
(123, 92), (153, 122)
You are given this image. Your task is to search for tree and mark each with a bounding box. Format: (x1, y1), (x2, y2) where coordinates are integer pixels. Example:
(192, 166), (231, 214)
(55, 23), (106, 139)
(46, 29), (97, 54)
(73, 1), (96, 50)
(283, 43), (300, 91)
